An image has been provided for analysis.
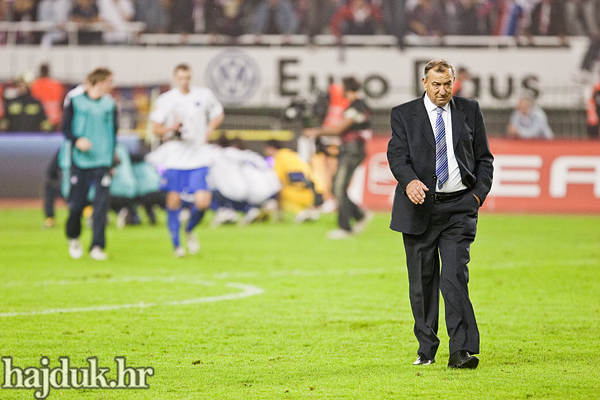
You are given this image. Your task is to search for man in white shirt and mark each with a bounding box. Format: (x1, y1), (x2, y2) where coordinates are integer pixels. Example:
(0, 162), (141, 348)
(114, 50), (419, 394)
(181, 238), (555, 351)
(507, 96), (554, 140)
(37, 0), (72, 46)
(97, 0), (135, 44)
(146, 63), (224, 257)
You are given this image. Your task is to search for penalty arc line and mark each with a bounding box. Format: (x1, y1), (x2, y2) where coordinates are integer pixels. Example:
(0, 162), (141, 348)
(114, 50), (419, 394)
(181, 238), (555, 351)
(0, 282), (263, 318)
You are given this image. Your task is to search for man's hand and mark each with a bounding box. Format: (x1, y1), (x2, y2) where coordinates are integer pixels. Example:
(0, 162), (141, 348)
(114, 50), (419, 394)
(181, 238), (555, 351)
(406, 180), (429, 205)
(473, 194), (481, 206)
(302, 127), (319, 138)
(75, 137), (92, 152)
(153, 121), (181, 138)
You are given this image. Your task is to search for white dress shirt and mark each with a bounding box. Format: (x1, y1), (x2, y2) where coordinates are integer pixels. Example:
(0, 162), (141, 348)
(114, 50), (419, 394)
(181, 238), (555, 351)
(423, 95), (467, 193)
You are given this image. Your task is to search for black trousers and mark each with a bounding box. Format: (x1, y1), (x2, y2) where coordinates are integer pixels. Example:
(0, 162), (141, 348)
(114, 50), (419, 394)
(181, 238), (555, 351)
(402, 192), (480, 360)
(44, 181), (62, 218)
(332, 141), (365, 231)
(66, 166), (111, 250)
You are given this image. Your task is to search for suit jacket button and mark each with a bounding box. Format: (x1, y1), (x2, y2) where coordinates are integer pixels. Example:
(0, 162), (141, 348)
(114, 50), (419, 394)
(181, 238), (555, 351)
(433, 175), (437, 180)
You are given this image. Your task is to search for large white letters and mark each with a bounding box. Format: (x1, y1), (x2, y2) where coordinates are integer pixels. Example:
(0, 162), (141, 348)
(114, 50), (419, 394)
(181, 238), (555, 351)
(490, 155), (542, 197)
(549, 156), (600, 198)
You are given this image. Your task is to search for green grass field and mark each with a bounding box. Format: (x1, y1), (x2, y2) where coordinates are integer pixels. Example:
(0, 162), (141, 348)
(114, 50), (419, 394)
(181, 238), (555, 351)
(1, 207), (599, 399)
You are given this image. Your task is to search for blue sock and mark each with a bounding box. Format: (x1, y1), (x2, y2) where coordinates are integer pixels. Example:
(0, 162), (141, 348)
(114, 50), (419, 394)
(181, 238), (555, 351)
(186, 207), (205, 233)
(167, 209), (180, 248)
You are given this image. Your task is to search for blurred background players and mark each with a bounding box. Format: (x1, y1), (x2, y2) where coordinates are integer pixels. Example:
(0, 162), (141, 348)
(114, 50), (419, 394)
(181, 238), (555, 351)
(209, 137), (281, 226)
(303, 76), (373, 239)
(146, 63), (224, 257)
(286, 82), (349, 214)
(1, 72), (51, 132)
(109, 144), (166, 227)
(63, 67), (117, 261)
(263, 139), (322, 223)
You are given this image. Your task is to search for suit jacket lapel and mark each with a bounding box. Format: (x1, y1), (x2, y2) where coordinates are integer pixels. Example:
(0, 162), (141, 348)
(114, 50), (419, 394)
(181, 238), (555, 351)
(450, 98), (465, 150)
(413, 95), (436, 150)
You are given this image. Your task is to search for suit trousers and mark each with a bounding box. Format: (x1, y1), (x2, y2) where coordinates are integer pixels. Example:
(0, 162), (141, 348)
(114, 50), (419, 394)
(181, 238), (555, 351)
(402, 192), (480, 360)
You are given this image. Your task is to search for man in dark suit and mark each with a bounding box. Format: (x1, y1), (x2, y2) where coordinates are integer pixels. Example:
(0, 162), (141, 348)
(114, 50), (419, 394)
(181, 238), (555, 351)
(387, 59), (493, 369)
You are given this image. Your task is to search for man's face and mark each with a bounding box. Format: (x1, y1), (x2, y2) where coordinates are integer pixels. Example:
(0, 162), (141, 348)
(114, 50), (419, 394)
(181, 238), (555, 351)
(174, 69), (191, 93)
(101, 75), (113, 95)
(422, 68), (454, 107)
(517, 98), (532, 115)
(93, 74), (113, 96)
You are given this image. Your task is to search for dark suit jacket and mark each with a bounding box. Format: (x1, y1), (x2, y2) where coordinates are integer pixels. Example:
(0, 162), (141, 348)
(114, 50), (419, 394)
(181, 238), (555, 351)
(387, 95), (494, 235)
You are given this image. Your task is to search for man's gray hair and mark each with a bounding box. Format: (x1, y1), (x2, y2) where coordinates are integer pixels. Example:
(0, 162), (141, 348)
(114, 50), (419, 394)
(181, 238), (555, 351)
(424, 59), (455, 80)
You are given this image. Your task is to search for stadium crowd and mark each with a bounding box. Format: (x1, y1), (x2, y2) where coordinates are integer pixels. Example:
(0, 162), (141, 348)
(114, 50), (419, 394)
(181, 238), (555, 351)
(0, 0), (598, 44)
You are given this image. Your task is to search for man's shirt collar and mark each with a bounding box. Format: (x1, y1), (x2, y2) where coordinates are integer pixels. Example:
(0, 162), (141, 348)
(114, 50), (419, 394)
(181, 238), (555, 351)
(423, 94), (451, 114)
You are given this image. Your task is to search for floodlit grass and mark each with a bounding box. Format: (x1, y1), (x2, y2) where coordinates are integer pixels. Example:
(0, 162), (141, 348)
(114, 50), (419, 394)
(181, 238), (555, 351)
(0, 208), (599, 399)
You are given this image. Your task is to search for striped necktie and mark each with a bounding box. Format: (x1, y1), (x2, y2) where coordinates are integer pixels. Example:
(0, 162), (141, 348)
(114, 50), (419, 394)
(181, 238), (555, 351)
(435, 107), (449, 190)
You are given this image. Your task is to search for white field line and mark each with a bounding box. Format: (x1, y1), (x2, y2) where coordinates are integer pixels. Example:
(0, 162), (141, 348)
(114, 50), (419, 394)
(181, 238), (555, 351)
(0, 268), (404, 289)
(0, 279), (263, 318)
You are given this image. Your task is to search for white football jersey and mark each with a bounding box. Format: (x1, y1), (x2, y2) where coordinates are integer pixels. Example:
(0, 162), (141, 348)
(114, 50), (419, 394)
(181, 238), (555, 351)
(147, 86), (224, 170)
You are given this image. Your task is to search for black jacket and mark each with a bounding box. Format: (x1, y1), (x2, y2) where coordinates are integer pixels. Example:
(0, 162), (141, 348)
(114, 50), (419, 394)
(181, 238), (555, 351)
(387, 95), (494, 235)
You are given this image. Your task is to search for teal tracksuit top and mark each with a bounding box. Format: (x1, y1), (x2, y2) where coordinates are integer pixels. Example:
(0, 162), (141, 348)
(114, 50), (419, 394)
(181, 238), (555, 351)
(63, 93), (117, 169)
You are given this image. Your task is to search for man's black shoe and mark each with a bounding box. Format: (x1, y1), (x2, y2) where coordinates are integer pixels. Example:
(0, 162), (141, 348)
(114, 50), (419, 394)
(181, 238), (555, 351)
(413, 355), (435, 365)
(448, 350), (479, 369)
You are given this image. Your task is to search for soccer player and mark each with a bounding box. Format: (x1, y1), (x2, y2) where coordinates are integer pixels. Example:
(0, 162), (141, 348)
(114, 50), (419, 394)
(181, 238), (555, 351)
(146, 63), (224, 257)
(63, 68), (117, 261)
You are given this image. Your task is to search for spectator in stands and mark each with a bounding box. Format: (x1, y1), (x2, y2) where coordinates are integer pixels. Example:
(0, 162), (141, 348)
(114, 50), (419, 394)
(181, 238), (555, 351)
(37, 0), (72, 46)
(408, 0), (447, 37)
(0, 84), (4, 120)
(70, 0), (102, 44)
(1, 73), (51, 132)
(30, 63), (65, 131)
(478, 0), (524, 36)
(452, 66), (476, 98)
(329, 0), (383, 41)
(134, 0), (168, 33)
(0, 0), (7, 22)
(455, 0), (483, 35)
(11, 0), (38, 43)
(572, 0), (600, 78)
(98, 0), (135, 44)
(529, 0), (567, 45)
(204, 0), (245, 38)
(586, 79), (600, 139)
(252, 0), (299, 37)
(380, 0), (407, 46)
(507, 95), (554, 140)
(167, 0), (194, 34)
(567, 0), (599, 36)
(306, 0), (339, 40)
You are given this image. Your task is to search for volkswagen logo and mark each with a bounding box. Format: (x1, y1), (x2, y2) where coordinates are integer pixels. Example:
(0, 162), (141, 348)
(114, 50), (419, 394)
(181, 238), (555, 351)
(205, 50), (260, 105)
